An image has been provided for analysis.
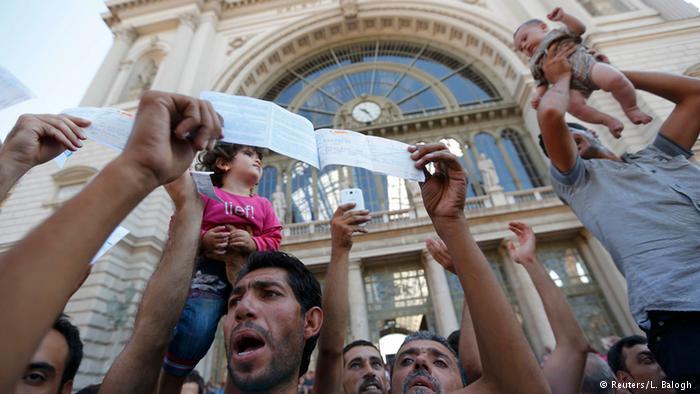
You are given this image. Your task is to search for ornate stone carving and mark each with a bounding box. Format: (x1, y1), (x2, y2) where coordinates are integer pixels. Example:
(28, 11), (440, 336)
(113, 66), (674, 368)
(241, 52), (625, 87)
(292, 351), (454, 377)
(477, 153), (501, 192)
(178, 12), (199, 29)
(113, 26), (137, 43)
(271, 184), (287, 223)
(340, 0), (358, 19)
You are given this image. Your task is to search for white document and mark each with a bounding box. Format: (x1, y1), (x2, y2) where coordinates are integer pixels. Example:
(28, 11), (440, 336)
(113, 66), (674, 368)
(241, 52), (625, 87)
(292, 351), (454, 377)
(54, 107), (135, 168)
(201, 92), (423, 181)
(0, 66), (35, 111)
(92, 225), (129, 265)
(63, 107), (134, 151)
(190, 171), (222, 202)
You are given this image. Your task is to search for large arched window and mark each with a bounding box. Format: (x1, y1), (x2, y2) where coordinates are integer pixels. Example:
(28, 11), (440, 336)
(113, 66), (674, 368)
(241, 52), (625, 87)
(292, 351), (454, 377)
(257, 166), (277, 200)
(501, 129), (543, 188)
(473, 132), (517, 192)
(264, 40), (500, 128)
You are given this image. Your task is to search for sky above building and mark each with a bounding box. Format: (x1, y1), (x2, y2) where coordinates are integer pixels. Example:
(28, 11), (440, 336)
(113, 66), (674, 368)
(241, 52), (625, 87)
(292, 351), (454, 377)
(1, 0), (699, 141)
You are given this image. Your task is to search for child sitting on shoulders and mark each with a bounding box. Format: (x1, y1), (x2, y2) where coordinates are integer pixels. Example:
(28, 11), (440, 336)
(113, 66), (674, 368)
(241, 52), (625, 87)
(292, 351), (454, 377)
(160, 143), (282, 381)
(514, 7), (652, 137)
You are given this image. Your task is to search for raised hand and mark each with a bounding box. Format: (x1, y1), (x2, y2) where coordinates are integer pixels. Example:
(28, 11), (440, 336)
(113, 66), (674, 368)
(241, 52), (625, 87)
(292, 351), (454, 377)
(0, 114), (89, 169)
(408, 143), (467, 221)
(119, 91), (222, 187)
(547, 7), (564, 22)
(542, 41), (576, 85)
(164, 172), (202, 210)
(425, 238), (455, 274)
(331, 203), (370, 250)
(506, 221), (537, 264)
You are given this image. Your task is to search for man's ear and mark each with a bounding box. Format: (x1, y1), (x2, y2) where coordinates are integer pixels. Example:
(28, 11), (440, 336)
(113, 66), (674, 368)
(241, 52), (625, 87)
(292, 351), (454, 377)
(60, 379), (73, 394)
(616, 370), (632, 384)
(303, 306), (323, 340)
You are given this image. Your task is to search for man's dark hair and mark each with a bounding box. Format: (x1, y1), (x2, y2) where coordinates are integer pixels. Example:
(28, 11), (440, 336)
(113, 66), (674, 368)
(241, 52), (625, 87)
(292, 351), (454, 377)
(582, 354), (616, 394)
(538, 122), (592, 158)
(53, 314), (83, 387)
(184, 370), (205, 394)
(393, 331), (467, 385)
(343, 339), (382, 356)
(607, 335), (647, 373)
(514, 18), (545, 40)
(447, 330), (460, 356)
(235, 251), (322, 377)
(75, 383), (101, 394)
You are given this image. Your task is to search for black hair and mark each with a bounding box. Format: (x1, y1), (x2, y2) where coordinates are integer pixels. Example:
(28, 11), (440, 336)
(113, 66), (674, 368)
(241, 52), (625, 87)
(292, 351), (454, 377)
(75, 384), (101, 394)
(184, 370), (205, 394)
(196, 142), (264, 187)
(514, 18), (545, 41)
(582, 354), (616, 394)
(447, 330), (460, 356)
(538, 122), (592, 158)
(235, 251), (322, 377)
(607, 335), (648, 373)
(343, 339), (382, 357)
(393, 331), (467, 386)
(53, 314), (83, 388)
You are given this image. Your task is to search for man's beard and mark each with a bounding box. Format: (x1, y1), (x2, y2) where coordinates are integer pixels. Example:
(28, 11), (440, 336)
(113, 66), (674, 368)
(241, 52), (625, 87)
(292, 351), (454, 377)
(227, 321), (304, 392)
(401, 369), (443, 394)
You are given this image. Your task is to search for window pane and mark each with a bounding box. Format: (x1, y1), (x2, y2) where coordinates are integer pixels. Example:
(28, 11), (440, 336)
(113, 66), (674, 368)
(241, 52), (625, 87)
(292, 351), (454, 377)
(257, 166), (277, 200)
(291, 162), (314, 222)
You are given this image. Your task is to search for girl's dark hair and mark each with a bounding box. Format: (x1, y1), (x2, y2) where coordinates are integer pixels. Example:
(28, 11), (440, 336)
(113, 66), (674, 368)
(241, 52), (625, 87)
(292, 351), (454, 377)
(196, 143), (264, 187)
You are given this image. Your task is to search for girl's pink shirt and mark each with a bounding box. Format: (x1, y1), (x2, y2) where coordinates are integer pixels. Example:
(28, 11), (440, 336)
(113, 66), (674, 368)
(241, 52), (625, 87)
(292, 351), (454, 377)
(200, 187), (282, 251)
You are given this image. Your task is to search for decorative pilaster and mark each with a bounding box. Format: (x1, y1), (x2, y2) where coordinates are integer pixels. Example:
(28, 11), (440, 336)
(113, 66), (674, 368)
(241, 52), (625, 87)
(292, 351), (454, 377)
(80, 26), (137, 106)
(152, 12), (198, 92)
(348, 259), (371, 341)
(421, 250), (459, 337)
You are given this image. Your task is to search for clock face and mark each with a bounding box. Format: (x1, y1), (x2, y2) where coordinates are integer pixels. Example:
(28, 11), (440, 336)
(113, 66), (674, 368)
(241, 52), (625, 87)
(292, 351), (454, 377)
(351, 101), (382, 123)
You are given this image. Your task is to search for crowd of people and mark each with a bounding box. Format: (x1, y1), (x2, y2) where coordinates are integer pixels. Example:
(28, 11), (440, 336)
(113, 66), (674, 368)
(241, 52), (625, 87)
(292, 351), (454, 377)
(1, 6), (699, 394)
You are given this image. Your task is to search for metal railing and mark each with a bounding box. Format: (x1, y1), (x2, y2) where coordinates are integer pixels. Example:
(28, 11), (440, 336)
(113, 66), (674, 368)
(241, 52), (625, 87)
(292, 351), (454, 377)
(283, 186), (559, 239)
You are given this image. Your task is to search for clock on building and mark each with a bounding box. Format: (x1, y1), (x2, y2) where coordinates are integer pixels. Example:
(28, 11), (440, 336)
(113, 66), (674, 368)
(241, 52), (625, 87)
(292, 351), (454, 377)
(351, 101), (382, 123)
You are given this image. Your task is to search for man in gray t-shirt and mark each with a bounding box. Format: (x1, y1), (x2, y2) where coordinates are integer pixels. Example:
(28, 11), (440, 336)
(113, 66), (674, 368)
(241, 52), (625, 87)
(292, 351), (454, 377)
(536, 43), (700, 386)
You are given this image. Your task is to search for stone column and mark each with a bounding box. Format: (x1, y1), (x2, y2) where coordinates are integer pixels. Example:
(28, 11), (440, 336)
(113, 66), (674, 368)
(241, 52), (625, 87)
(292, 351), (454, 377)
(498, 244), (554, 355)
(80, 26), (137, 106)
(348, 259), (370, 341)
(575, 232), (642, 335)
(153, 12), (198, 92)
(177, 10), (218, 94)
(102, 60), (134, 106)
(421, 250), (459, 337)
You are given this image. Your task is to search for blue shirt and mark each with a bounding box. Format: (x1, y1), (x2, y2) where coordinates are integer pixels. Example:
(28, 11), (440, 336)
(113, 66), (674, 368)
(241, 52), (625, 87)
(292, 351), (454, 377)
(550, 134), (700, 328)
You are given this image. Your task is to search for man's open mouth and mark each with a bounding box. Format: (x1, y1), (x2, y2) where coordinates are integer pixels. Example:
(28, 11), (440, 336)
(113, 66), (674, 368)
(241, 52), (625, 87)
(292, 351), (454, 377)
(233, 330), (266, 357)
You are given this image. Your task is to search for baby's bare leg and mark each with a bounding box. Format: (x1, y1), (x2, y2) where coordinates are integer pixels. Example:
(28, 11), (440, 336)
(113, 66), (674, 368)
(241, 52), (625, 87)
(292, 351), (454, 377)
(590, 63), (652, 125)
(568, 89), (624, 138)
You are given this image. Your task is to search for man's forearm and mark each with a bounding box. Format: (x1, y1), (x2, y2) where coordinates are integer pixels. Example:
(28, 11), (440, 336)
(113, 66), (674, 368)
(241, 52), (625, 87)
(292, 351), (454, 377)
(0, 158), (158, 391)
(314, 246), (350, 392)
(539, 77), (571, 116)
(0, 155), (30, 201)
(101, 200), (202, 394)
(434, 218), (548, 392)
(523, 259), (588, 350)
(458, 298), (482, 383)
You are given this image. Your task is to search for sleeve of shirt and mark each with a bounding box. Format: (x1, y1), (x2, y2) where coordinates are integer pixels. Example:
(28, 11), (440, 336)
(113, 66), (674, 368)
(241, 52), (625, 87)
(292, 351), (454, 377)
(251, 198), (283, 251)
(549, 156), (587, 203)
(653, 133), (694, 158)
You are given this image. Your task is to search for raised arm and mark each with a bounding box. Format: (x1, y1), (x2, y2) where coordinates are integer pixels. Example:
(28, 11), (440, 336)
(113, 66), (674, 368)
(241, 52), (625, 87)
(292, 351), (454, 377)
(537, 42), (579, 173)
(0, 91), (222, 392)
(426, 238), (482, 382)
(100, 174), (203, 394)
(410, 144), (549, 394)
(623, 71), (700, 150)
(506, 221), (589, 393)
(313, 203), (370, 393)
(0, 114), (89, 200)
(548, 7), (586, 36)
